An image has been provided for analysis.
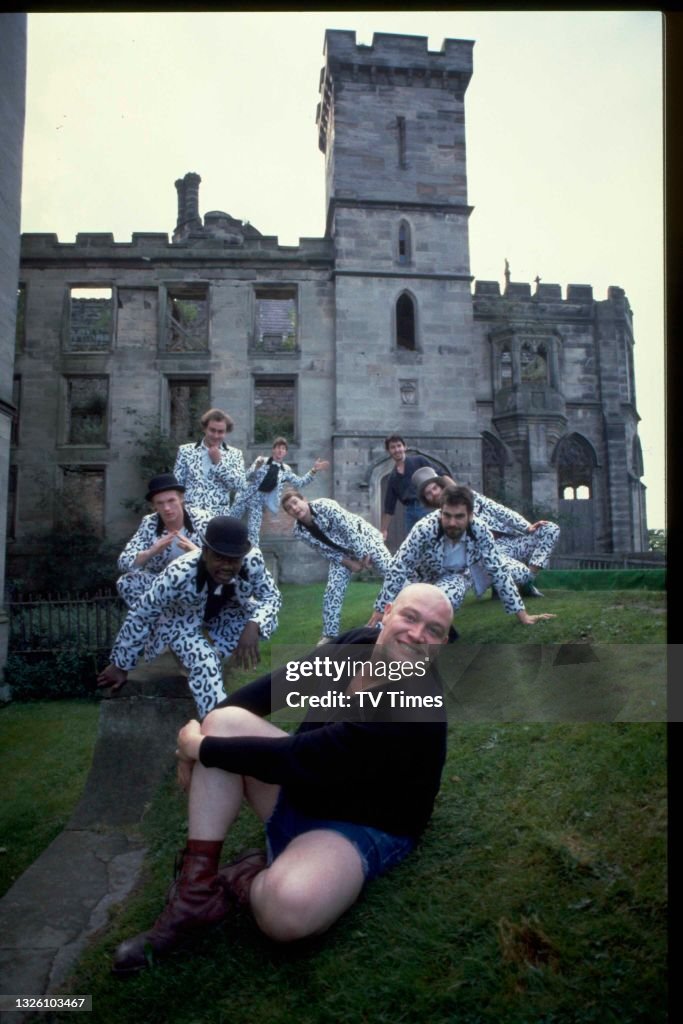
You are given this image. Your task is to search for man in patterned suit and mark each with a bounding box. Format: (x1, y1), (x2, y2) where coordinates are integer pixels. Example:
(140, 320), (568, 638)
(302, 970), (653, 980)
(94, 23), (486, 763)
(233, 437), (329, 544)
(281, 489), (392, 645)
(370, 484), (556, 628)
(116, 473), (212, 608)
(173, 408), (246, 516)
(97, 517), (282, 717)
(411, 466), (560, 597)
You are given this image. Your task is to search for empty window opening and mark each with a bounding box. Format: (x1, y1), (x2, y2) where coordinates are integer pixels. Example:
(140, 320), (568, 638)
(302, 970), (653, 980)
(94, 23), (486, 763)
(254, 288), (298, 352)
(169, 378), (210, 443)
(60, 465), (105, 536)
(166, 285), (209, 352)
(68, 287), (113, 352)
(396, 294), (416, 351)
(253, 378), (296, 443)
(66, 377), (108, 445)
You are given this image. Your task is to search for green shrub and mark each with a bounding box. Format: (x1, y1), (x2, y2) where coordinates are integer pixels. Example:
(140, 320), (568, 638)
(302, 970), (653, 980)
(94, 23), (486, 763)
(4, 649), (100, 701)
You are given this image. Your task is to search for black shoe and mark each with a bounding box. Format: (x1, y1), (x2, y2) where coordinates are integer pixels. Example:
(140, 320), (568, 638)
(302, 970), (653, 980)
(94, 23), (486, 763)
(521, 582), (544, 598)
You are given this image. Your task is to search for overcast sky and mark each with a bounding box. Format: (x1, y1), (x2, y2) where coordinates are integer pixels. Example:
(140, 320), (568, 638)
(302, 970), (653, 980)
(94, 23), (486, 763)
(19, 10), (665, 528)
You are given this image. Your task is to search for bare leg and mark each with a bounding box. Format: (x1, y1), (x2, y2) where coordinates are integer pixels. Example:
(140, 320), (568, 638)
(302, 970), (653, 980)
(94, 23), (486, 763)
(188, 706), (286, 839)
(190, 708), (365, 942)
(250, 829), (365, 942)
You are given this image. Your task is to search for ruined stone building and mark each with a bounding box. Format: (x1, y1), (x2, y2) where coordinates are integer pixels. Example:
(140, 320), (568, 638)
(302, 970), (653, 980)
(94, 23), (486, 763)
(9, 29), (648, 585)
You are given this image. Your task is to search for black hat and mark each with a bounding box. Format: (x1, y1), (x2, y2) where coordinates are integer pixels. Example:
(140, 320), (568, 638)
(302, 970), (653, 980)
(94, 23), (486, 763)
(146, 473), (186, 502)
(204, 516), (252, 557)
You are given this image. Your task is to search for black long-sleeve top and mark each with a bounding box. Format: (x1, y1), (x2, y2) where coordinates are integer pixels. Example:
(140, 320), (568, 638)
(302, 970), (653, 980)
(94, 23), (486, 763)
(383, 455), (437, 515)
(199, 627), (447, 838)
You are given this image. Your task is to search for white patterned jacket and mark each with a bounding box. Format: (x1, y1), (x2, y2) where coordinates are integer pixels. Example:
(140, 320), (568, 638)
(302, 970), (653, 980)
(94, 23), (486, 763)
(374, 510), (525, 615)
(471, 491), (533, 536)
(236, 458), (317, 515)
(173, 441), (246, 516)
(110, 547), (281, 670)
(117, 505), (212, 576)
(292, 498), (386, 564)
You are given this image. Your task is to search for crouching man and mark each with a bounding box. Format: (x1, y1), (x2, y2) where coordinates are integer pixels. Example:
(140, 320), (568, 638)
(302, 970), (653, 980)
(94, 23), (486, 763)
(411, 467), (560, 597)
(116, 473), (211, 609)
(97, 517), (281, 717)
(281, 488), (392, 645)
(110, 582), (453, 974)
(370, 484), (556, 628)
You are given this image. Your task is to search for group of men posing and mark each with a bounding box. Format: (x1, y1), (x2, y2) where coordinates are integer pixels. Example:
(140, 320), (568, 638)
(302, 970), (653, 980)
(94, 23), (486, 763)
(97, 407), (559, 976)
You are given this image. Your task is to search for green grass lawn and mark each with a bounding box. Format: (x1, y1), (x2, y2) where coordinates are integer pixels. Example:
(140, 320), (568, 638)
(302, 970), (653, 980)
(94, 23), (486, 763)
(63, 721), (667, 1024)
(228, 580), (666, 696)
(1, 581), (667, 1023)
(0, 700), (100, 897)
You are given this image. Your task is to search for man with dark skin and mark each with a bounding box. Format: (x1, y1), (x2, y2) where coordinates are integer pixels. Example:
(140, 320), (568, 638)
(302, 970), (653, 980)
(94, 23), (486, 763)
(97, 517), (281, 717)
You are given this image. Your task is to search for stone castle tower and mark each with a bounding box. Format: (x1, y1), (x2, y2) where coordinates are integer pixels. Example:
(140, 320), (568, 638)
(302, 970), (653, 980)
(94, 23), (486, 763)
(318, 32), (482, 528)
(9, 28), (648, 586)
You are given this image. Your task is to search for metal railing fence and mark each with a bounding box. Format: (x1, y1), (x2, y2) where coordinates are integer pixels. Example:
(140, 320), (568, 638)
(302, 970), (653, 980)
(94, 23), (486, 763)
(8, 590), (126, 656)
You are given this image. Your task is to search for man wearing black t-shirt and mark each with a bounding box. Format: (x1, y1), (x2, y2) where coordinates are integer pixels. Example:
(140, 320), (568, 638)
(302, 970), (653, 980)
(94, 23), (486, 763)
(110, 583), (453, 976)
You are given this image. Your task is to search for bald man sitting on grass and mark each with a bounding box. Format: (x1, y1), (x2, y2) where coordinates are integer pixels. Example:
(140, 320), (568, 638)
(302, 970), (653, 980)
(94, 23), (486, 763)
(111, 583), (453, 974)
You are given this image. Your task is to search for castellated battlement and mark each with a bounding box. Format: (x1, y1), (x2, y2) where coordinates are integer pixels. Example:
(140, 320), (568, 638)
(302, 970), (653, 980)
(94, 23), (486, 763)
(322, 29), (474, 74)
(473, 280), (634, 323)
(317, 29), (473, 181)
(19, 231), (333, 263)
(475, 282), (630, 305)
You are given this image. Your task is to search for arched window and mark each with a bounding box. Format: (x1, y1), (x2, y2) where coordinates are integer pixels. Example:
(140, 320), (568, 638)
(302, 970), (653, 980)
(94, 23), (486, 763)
(398, 221), (411, 265)
(396, 293), (416, 351)
(556, 434), (596, 500)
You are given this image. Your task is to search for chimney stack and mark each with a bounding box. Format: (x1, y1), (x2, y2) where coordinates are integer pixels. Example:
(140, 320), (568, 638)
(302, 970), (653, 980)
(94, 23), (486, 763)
(173, 172), (202, 241)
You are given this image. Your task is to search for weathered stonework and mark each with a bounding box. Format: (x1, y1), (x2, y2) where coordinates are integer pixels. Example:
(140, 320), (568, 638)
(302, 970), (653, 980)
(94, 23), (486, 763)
(1, 14), (27, 681)
(9, 28), (648, 588)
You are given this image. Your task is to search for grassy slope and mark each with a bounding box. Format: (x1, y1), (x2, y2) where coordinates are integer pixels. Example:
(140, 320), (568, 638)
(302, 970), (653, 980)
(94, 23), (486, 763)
(0, 700), (100, 896)
(2, 582), (667, 1023)
(65, 722), (667, 1024)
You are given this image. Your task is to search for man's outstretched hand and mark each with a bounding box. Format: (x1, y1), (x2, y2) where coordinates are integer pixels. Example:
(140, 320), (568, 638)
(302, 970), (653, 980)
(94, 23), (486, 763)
(96, 664), (128, 692)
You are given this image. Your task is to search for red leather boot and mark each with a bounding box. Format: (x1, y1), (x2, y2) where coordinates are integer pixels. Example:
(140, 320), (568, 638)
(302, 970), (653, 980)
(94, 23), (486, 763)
(218, 848), (268, 906)
(112, 840), (229, 976)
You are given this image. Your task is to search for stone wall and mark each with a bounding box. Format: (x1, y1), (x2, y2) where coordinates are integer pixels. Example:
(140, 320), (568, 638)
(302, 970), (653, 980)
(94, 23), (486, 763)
(0, 14), (27, 684)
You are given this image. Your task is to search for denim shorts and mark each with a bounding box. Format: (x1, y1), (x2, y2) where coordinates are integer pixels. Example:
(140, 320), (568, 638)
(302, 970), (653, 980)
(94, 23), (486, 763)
(265, 792), (416, 883)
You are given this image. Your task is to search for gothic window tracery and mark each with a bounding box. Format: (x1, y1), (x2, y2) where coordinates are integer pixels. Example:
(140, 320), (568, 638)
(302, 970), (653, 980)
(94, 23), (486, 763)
(556, 434), (595, 500)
